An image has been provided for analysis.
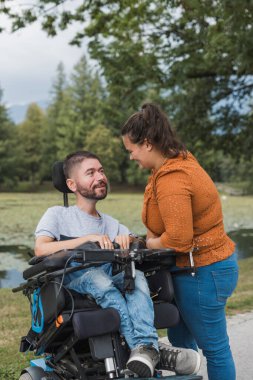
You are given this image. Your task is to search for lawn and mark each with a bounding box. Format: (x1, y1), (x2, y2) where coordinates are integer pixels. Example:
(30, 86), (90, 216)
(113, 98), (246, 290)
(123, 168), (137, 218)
(0, 191), (253, 248)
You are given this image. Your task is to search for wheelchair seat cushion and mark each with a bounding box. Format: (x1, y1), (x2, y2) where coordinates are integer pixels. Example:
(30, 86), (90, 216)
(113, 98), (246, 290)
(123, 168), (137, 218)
(65, 289), (98, 310)
(72, 307), (120, 340)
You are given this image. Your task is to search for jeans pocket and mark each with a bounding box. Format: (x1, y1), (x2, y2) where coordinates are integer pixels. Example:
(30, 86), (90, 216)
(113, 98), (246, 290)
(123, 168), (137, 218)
(212, 268), (239, 303)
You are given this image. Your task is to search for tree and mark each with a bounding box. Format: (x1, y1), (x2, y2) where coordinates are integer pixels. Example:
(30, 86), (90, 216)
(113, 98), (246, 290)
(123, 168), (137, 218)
(54, 87), (78, 159)
(1, 0), (252, 161)
(0, 87), (18, 188)
(85, 0), (253, 161)
(85, 125), (123, 183)
(41, 62), (68, 177)
(18, 103), (46, 187)
(68, 55), (105, 146)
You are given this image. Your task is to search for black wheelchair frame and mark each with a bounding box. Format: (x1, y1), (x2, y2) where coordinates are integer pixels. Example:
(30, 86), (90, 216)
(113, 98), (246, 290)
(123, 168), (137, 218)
(13, 245), (202, 380)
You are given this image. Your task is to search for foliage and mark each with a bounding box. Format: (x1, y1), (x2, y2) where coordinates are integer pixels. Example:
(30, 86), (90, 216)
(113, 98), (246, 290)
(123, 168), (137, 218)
(40, 62), (66, 180)
(0, 88), (20, 189)
(18, 103), (46, 187)
(1, 0), (252, 161)
(84, 0), (253, 160)
(85, 124), (123, 182)
(125, 160), (149, 186)
(1, 2), (253, 186)
(69, 56), (105, 139)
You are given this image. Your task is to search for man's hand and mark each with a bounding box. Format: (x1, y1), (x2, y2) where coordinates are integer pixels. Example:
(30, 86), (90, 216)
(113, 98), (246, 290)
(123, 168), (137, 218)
(114, 234), (132, 249)
(35, 233), (132, 257)
(89, 234), (114, 249)
(35, 234), (114, 256)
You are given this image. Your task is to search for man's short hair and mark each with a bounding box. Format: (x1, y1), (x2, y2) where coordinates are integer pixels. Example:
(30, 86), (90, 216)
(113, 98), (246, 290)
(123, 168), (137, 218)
(63, 151), (101, 178)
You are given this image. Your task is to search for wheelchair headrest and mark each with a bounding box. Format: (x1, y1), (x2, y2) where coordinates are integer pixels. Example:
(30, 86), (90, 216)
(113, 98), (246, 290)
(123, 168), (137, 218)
(52, 161), (73, 194)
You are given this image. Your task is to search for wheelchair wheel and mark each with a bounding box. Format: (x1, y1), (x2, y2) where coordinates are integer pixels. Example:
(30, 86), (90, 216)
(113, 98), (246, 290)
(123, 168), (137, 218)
(19, 374), (33, 380)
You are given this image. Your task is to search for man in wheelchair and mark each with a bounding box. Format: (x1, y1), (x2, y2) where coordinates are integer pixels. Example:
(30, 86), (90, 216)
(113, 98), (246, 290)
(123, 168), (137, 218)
(31, 150), (201, 379)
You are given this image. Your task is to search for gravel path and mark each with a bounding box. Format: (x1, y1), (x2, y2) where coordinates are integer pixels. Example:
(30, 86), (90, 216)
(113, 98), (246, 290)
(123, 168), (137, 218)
(160, 310), (253, 379)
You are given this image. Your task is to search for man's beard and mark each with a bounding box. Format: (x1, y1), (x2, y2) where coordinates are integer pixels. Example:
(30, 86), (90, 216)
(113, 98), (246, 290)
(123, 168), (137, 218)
(76, 182), (108, 200)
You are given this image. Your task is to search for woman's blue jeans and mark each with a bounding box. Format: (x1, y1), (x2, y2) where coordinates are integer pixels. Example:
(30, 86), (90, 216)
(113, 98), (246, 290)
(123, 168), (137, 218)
(65, 263), (158, 350)
(168, 253), (239, 380)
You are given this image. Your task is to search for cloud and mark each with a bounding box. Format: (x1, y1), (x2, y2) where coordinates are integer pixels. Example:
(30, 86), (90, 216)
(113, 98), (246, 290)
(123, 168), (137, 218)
(0, 17), (87, 105)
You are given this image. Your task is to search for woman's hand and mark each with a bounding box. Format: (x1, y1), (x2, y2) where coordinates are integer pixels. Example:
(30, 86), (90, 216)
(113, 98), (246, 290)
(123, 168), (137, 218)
(146, 228), (159, 240)
(146, 229), (165, 249)
(146, 237), (165, 249)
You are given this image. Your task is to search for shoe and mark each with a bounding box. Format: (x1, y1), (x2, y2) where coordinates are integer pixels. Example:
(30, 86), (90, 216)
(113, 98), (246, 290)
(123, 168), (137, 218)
(126, 345), (160, 377)
(159, 342), (201, 375)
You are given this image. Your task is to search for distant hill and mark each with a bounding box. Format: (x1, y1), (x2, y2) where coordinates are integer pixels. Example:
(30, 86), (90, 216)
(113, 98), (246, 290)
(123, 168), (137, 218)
(7, 100), (48, 124)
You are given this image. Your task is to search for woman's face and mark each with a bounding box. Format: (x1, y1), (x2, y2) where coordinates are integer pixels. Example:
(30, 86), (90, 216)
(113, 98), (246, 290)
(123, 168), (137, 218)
(122, 135), (154, 169)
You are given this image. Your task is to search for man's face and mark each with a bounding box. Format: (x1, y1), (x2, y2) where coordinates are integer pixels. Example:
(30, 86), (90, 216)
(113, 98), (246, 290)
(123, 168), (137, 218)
(69, 158), (108, 200)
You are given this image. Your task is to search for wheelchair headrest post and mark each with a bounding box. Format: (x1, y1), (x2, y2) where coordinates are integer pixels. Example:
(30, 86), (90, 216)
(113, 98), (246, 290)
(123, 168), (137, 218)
(63, 193), (69, 207)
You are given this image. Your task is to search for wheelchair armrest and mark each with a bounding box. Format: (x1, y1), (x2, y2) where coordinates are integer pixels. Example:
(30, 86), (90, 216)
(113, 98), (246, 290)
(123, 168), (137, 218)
(23, 250), (74, 279)
(28, 256), (44, 265)
(23, 242), (102, 280)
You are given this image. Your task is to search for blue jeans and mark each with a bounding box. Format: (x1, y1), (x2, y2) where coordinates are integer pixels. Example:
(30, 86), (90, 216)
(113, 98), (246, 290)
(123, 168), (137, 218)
(65, 263), (158, 350)
(168, 253), (239, 380)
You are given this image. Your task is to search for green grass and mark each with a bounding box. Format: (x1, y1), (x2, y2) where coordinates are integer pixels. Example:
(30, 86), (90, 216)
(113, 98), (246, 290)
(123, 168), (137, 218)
(0, 191), (253, 248)
(221, 195), (253, 232)
(226, 256), (253, 314)
(0, 191), (253, 378)
(0, 289), (34, 379)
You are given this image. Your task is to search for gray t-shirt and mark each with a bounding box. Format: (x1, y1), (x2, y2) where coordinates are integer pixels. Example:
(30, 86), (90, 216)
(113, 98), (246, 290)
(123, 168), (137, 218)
(35, 205), (130, 241)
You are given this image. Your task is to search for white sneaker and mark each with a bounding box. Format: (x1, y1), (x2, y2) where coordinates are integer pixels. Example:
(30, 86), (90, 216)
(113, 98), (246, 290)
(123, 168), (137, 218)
(159, 342), (201, 375)
(126, 345), (160, 377)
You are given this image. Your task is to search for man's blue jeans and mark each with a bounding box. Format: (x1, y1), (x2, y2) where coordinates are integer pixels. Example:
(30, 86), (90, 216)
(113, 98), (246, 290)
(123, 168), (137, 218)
(168, 253), (239, 380)
(65, 263), (158, 350)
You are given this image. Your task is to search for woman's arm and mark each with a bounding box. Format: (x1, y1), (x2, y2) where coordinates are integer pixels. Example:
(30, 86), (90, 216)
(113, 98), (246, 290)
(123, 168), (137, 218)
(153, 171), (194, 252)
(146, 228), (164, 249)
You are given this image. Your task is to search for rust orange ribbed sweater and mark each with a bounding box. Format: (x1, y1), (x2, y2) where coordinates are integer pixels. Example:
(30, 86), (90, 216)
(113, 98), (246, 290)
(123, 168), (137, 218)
(142, 152), (235, 267)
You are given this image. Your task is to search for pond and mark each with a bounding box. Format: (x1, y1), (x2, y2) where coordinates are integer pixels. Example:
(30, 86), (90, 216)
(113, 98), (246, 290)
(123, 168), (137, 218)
(0, 229), (253, 288)
(0, 245), (32, 288)
(228, 229), (253, 259)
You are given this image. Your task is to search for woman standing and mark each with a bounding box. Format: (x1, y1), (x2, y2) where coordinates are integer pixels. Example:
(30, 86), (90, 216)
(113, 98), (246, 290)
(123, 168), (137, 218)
(121, 103), (238, 380)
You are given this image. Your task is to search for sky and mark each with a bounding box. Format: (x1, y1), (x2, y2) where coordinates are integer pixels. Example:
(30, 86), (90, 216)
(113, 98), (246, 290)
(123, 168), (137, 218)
(0, 12), (86, 106)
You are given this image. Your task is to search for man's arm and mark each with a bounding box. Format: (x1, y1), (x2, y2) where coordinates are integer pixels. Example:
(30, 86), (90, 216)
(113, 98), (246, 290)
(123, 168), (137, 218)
(35, 234), (134, 256)
(35, 234), (115, 257)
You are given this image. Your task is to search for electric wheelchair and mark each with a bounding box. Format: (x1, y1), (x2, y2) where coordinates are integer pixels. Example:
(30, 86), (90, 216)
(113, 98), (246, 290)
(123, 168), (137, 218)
(12, 162), (202, 380)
